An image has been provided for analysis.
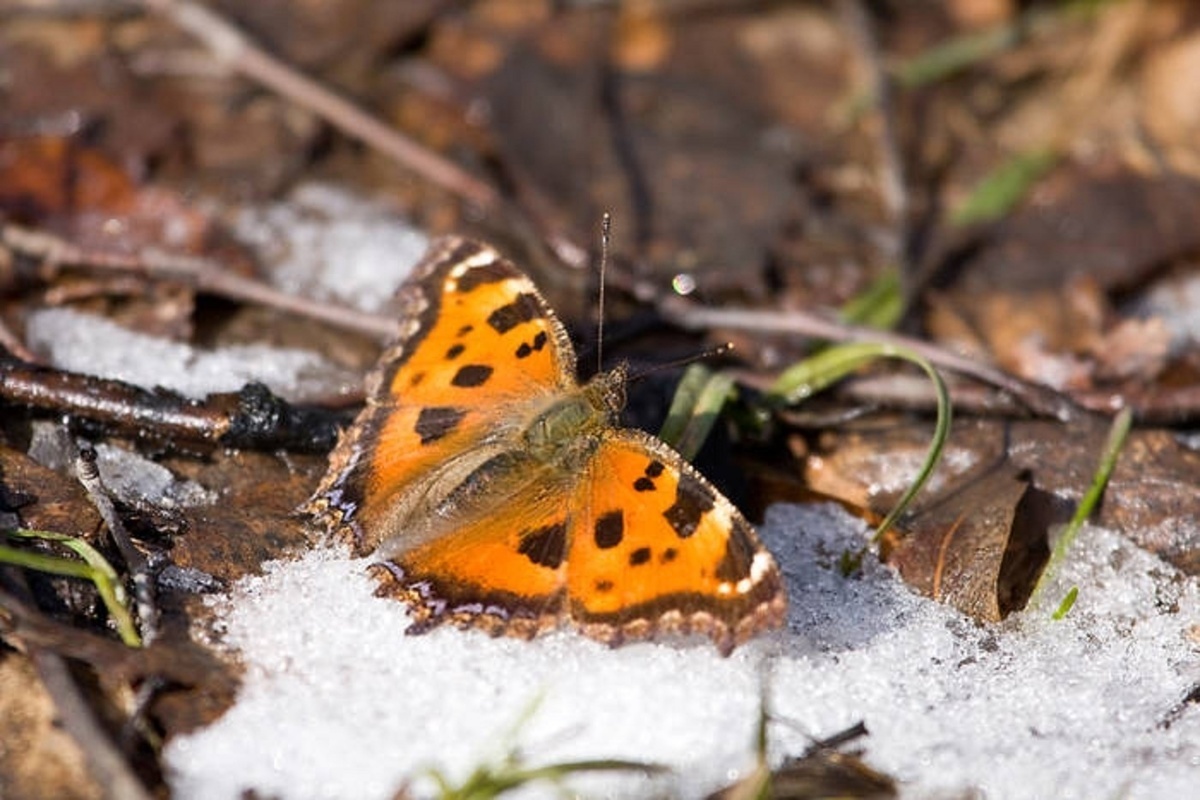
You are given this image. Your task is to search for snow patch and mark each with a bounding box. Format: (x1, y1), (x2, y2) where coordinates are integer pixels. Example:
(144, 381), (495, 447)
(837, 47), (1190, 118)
(164, 504), (1200, 799)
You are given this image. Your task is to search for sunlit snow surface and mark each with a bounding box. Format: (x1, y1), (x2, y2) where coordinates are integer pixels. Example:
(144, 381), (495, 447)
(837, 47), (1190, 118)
(164, 504), (1200, 800)
(233, 182), (429, 314)
(25, 184), (1198, 798)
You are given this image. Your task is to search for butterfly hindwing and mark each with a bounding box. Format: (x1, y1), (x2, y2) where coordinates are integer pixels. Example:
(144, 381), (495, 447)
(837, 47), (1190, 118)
(566, 431), (785, 654)
(372, 468), (572, 639)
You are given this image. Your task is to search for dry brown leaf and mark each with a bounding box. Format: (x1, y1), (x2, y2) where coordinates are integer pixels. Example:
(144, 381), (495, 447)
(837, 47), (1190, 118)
(883, 470), (1057, 622)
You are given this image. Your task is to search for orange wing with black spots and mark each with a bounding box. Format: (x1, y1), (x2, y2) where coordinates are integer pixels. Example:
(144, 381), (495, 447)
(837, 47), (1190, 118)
(306, 236), (786, 654)
(307, 238), (575, 554)
(566, 430), (783, 654)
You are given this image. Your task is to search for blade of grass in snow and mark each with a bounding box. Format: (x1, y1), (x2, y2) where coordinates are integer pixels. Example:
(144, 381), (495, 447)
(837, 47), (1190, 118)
(424, 697), (665, 799)
(431, 757), (665, 800)
(1052, 587), (1079, 620)
(1031, 406), (1133, 616)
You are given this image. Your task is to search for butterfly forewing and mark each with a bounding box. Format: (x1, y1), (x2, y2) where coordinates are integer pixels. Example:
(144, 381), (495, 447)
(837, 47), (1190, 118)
(309, 239), (576, 553)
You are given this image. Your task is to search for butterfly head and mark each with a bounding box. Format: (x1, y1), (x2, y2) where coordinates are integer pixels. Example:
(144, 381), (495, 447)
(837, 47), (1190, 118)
(585, 362), (628, 417)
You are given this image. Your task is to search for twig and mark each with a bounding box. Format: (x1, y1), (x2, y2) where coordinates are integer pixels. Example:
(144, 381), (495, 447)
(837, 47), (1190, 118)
(0, 315), (39, 363)
(657, 293), (1080, 421)
(0, 358), (342, 452)
(2, 223), (400, 340)
(0, 583), (227, 686)
(73, 443), (158, 646)
(4, 0), (142, 17)
(832, 372), (1026, 417)
(682, 298), (1200, 424)
(1072, 384), (1200, 425)
(135, 0), (498, 209)
(600, 59), (654, 253)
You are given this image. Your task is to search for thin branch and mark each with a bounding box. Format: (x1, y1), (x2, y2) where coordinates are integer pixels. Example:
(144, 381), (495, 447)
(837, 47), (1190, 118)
(3, 0), (142, 17)
(0, 358), (342, 452)
(73, 443), (158, 646)
(0, 583), (230, 686)
(2, 223), (400, 340)
(661, 294), (1200, 424)
(135, 0), (498, 209)
(0, 316), (39, 363)
(657, 294), (1081, 421)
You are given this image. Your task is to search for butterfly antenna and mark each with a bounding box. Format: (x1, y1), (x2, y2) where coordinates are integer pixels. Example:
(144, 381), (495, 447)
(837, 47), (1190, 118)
(596, 212), (612, 373)
(627, 343), (734, 383)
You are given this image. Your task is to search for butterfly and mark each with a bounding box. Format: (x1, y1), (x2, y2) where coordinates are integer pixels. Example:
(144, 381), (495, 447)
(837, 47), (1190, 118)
(305, 237), (786, 655)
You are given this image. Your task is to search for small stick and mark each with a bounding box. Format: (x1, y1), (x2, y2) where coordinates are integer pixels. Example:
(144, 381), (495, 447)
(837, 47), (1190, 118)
(135, 0), (498, 209)
(0, 575), (153, 800)
(2, 223), (400, 340)
(31, 648), (155, 799)
(0, 358), (342, 452)
(0, 316), (39, 363)
(658, 294), (1080, 421)
(5, 0), (142, 16)
(73, 443), (159, 646)
(837, 0), (908, 267)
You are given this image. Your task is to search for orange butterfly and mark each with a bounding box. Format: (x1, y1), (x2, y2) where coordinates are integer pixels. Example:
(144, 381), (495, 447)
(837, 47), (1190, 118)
(306, 238), (785, 654)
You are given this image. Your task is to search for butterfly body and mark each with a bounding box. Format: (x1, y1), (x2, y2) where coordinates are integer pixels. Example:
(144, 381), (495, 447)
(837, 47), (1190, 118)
(307, 238), (785, 654)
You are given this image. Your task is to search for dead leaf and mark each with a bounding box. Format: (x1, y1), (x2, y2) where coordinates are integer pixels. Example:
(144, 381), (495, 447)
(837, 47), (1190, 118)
(883, 470), (1062, 622)
(801, 413), (1198, 618)
(165, 449), (324, 583)
(0, 444), (102, 541)
(0, 136), (258, 339)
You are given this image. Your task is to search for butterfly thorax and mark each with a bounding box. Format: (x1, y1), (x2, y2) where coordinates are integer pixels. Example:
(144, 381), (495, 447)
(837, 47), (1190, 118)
(521, 365), (627, 468)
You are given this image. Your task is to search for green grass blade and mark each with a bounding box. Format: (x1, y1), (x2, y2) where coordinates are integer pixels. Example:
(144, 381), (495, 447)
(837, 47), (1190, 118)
(894, 22), (1021, 88)
(448, 758), (665, 799)
(768, 342), (887, 406)
(767, 342), (951, 541)
(4, 529), (142, 646)
(0, 544), (96, 580)
(1030, 406), (1133, 616)
(893, 3), (1109, 89)
(839, 267), (905, 330)
(659, 365), (737, 462)
(659, 364), (714, 447)
(869, 353), (950, 542)
(427, 692), (666, 800)
(1052, 587), (1079, 620)
(950, 147), (1059, 226)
